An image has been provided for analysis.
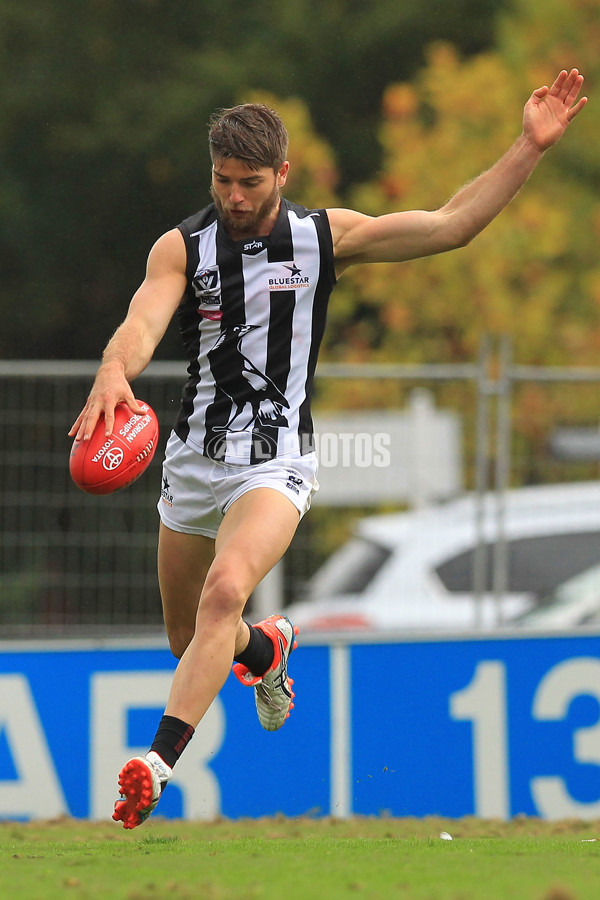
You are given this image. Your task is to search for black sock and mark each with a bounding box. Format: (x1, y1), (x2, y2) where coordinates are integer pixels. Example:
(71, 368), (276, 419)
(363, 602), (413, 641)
(150, 715), (195, 770)
(234, 622), (274, 676)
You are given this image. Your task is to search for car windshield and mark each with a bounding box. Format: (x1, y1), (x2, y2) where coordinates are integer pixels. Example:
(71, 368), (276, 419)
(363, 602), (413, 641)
(516, 561), (600, 624)
(435, 531), (600, 595)
(309, 537), (392, 598)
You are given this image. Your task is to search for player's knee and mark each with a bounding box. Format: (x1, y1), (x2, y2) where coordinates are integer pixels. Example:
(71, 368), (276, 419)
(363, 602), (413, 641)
(199, 569), (248, 621)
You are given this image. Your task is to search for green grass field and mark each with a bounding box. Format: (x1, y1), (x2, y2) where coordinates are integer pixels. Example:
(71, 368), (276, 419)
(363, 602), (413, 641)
(1, 816), (600, 900)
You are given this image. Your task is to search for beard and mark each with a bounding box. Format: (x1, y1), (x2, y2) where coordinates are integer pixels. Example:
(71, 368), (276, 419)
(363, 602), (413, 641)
(211, 181), (280, 238)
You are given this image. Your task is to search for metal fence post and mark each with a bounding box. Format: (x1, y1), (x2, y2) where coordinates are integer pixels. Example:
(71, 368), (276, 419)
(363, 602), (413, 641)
(472, 336), (492, 627)
(492, 334), (513, 624)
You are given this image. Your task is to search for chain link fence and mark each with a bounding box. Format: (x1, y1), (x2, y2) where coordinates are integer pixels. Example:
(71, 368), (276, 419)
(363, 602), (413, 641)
(1, 350), (599, 636)
(0, 362), (181, 635)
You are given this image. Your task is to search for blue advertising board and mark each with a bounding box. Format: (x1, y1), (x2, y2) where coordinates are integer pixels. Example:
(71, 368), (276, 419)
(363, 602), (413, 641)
(0, 632), (598, 821)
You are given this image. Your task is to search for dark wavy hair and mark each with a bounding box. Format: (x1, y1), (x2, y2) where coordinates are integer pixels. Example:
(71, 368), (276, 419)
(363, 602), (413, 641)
(208, 103), (289, 172)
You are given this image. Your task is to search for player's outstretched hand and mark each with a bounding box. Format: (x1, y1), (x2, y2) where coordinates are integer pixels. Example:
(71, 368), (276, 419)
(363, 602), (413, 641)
(68, 363), (145, 442)
(523, 68), (587, 153)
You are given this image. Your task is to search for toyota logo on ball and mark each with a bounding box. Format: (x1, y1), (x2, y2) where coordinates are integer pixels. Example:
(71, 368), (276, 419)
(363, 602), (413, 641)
(102, 448), (124, 470)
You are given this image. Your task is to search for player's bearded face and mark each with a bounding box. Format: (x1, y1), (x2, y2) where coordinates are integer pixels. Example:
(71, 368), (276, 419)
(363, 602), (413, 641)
(210, 159), (285, 237)
(211, 180), (280, 236)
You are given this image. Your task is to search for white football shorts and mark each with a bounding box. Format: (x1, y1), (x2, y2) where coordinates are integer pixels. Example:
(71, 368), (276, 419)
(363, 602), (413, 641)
(157, 431), (319, 538)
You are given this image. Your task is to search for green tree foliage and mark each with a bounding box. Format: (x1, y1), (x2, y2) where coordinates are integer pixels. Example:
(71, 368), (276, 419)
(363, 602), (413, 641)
(324, 11), (600, 370)
(315, 0), (600, 475)
(0, 0), (505, 359)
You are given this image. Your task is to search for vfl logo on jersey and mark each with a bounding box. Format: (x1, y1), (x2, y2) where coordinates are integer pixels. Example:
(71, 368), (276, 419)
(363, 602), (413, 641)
(192, 265), (223, 320)
(268, 262), (310, 291)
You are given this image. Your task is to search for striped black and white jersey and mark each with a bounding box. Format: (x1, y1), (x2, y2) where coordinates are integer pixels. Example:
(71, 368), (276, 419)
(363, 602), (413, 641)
(173, 198), (336, 465)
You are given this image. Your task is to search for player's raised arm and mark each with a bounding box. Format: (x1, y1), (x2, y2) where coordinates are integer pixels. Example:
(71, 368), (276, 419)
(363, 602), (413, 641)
(69, 228), (188, 441)
(330, 68), (587, 273)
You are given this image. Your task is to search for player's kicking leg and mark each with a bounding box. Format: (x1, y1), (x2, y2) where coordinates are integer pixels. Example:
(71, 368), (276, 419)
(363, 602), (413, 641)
(112, 488), (301, 827)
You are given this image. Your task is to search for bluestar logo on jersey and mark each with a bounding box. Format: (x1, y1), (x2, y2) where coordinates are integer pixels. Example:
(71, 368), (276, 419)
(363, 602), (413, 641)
(161, 475), (174, 508)
(269, 262), (310, 291)
(192, 266), (223, 320)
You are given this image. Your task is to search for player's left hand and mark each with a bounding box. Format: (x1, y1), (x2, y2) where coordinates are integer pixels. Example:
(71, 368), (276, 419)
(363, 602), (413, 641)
(523, 69), (587, 153)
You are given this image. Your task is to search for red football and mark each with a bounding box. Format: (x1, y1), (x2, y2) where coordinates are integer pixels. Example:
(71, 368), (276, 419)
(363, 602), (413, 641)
(69, 400), (159, 495)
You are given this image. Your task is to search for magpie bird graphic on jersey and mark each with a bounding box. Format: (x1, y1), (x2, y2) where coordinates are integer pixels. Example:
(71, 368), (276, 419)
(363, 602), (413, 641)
(207, 324), (290, 433)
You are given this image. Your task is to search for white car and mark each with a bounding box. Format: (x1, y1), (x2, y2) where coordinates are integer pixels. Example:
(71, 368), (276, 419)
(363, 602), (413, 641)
(285, 482), (600, 633)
